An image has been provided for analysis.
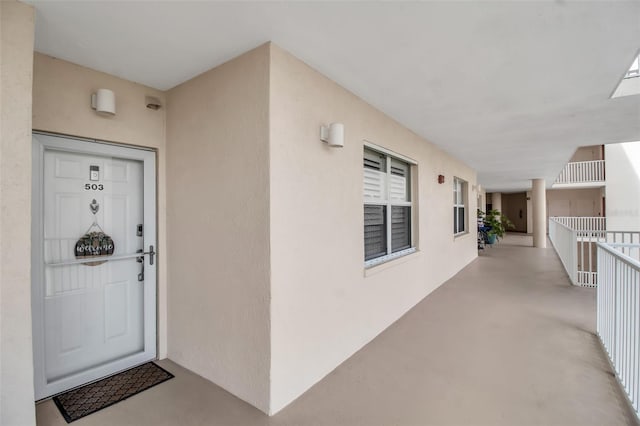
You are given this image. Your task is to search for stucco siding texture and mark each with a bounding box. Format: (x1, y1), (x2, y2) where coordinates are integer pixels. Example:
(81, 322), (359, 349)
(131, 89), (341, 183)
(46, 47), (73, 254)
(31, 52), (170, 359)
(268, 44), (478, 414)
(0, 1), (36, 425)
(166, 44), (271, 413)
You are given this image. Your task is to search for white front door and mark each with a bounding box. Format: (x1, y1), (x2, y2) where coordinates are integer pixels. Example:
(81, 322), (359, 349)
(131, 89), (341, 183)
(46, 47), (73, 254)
(31, 133), (157, 400)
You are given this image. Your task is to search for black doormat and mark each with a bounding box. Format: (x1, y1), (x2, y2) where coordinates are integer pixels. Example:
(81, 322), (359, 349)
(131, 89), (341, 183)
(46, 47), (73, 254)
(52, 362), (174, 423)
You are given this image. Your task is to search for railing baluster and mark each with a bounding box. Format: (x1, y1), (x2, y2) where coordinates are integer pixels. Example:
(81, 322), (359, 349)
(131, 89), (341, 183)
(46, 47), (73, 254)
(549, 217), (640, 289)
(554, 160), (605, 185)
(596, 241), (640, 417)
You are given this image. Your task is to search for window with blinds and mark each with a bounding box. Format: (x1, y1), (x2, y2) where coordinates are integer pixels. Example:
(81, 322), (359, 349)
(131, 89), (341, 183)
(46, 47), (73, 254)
(364, 148), (413, 266)
(453, 177), (467, 235)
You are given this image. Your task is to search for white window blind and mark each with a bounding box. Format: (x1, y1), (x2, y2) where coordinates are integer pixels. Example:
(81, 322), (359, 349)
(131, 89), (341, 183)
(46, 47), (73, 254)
(389, 159), (409, 202)
(363, 149), (387, 202)
(364, 148), (413, 265)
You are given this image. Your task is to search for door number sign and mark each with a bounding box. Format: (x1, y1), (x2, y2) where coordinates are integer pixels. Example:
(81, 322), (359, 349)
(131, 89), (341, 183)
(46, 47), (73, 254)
(85, 183), (104, 191)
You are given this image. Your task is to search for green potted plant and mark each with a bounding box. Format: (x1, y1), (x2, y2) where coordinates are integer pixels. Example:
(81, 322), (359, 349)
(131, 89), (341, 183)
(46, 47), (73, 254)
(479, 209), (514, 244)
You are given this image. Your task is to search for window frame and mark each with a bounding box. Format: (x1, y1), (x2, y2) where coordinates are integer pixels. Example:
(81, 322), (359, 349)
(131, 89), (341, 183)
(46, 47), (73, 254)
(363, 143), (416, 268)
(453, 177), (467, 236)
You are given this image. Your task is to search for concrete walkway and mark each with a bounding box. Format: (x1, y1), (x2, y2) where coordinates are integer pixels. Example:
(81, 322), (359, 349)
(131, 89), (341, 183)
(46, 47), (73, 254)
(37, 235), (638, 426)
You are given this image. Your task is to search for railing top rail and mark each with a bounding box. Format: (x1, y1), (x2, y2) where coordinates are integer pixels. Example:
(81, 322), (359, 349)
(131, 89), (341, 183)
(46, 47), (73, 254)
(597, 242), (640, 270)
(554, 160), (605, 184)
(549, 217), (607, 232)
(566, 159), (605, 164)
(550, 216), (604, 219)
(548, 218), (577, 232)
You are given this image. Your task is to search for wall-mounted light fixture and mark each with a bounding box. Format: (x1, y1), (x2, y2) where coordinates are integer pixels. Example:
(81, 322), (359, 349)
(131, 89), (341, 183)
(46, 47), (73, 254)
(320, 123), (344, 148)
(438, 174), (445, 184)
(91, 89), (116, 115)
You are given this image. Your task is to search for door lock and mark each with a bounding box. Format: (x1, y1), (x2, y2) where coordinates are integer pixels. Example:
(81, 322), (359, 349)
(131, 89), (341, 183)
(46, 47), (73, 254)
(135, 246), (155, 282)
(136, 249), (144, 281)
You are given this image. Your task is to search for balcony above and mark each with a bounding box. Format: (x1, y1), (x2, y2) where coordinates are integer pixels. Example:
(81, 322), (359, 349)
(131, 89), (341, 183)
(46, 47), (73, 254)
(553, 160), (605, 188)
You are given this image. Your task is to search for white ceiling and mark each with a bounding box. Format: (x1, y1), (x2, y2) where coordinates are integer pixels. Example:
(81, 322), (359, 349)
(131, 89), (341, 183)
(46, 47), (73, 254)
(27, 1), (640, 192)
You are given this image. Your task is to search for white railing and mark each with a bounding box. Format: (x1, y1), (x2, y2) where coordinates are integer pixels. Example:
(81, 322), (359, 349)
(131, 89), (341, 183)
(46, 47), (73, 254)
(597, 242), (640, 415)
(576, 232), (640, 287)
(549, 217), (640, 287)
(552, 216), (606, 233)
(555, 160), (605, 184)
(549, 218), (578, 285)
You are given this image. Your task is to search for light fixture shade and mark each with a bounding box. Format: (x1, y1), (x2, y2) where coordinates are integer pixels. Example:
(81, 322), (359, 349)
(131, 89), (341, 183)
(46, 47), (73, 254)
(91, 89), (116, 115)
(328, 123), (344, 147)
(320, 122), (344, 148)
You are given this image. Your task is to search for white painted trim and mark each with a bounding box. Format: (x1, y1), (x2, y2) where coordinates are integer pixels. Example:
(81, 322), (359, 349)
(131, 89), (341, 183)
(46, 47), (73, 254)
(31, 132), (157, 400)
(453, 177), (467, 235)
(364, 201), (412, 207)
(364, 249), (420, 277)
(33, 130), (156, 152)
(551, 182), (606, 189)
(363, 140), (417, 165)
(364, 247), (417, 269)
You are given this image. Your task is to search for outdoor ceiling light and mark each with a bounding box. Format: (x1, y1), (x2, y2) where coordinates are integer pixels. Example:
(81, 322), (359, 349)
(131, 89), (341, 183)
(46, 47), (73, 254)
(320, 122), (344, 148)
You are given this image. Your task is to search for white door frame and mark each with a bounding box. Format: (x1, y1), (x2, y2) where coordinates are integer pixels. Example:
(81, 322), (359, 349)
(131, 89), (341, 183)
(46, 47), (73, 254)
(31, 132), (157, 400)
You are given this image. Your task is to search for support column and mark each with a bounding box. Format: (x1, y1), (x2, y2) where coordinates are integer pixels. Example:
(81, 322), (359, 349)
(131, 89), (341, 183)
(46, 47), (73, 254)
(492, 192), (502, 212)
(478, 190), (486, 217)
(532, 179), (547, 248)
(1, 2), (36, 425)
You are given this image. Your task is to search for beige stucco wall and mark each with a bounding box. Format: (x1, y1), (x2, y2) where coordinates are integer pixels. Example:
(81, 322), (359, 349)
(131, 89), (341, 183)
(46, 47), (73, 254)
(491, 192), (502, 212)
(268, 44), (478, 414)
(166, 44), (271, 413)
(19, 39), (481, 417)
(546, 188), (603, 219)
(570, 145), (603, 162)
(0, 1), (36, 424)
(33, 55), (166, 149)
(478, 188), (486, 217)
(32, 53), (169, 359)
(605, 141), (640, 231)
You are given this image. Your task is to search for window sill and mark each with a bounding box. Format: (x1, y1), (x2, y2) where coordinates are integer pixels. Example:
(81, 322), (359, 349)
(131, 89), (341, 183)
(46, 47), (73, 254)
(364, 248), (419, 277)
(454, 231), (469, 239)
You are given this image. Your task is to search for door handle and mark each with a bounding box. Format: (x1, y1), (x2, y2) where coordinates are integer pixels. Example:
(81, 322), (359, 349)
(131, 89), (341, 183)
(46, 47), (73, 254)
(138, 246), (155, 265)
(145, 245), (155, 266)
